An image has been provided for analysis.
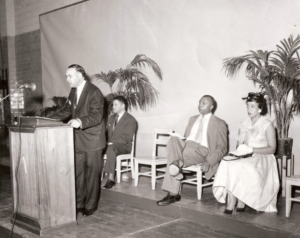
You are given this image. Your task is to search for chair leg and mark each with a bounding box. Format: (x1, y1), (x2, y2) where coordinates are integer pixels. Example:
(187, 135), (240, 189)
(116, 158), (121, 184)
(151, 163), (156, 190)
(197, 171), (202, 200)
(282, 156), (287, 197)
(286, 181), (292, 218)
(291, 155), (294, 176)
(179, 182), (183, 195)
(131, 157), (135, 179)
(101, 168), (104, 181)
(134, 161), (139, 186)
(101, 159), (106, 181)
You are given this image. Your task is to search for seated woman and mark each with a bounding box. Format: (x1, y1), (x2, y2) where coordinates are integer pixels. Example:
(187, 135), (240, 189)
(213, 92), (279, 214)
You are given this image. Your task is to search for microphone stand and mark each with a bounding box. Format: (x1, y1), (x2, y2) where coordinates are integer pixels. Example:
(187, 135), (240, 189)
(0, 83), (35, 124)
(0, 84), (26, 103)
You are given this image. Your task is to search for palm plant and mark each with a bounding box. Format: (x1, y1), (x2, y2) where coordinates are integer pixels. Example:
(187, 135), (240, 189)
(40, 96), (69, 118)
(90, 54), (163, 113)
(222, 35), (300, 140)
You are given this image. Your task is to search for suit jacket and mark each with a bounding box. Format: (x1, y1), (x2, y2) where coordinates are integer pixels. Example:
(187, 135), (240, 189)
(107, 112), (137, 152)
(184, 114), (228, 179)
(51, 81), (106, 152)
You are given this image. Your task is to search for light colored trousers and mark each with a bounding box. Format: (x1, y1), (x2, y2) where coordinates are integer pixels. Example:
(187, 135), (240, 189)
(161, 137), (208, 194)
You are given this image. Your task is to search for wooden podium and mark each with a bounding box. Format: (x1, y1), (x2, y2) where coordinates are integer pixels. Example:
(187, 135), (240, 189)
(8, 122), (77, 235)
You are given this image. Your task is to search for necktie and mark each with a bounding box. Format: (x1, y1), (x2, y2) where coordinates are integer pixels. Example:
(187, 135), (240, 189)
(114, 114), (119, 129)
(74, 88), (78, 106)
(195, 116), (204, 143)
(71, 88), (77, 118)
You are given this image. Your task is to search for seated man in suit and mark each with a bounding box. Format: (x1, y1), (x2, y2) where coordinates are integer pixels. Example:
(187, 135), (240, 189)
(103, 96), (137, 189)
(157, 95), (228, 206)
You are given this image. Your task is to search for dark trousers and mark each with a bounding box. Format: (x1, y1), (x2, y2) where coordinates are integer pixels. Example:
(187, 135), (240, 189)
(104, 143), (131, 174)
(75, 149), (103, 210)
(161, 137), (209, 194)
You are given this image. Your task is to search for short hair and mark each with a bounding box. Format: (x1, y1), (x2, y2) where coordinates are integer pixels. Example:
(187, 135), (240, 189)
(243, 92), (268, 115)
(113, 96), (128, 111)
(202, 95), (217, 113)
(68, 64), (86, 77)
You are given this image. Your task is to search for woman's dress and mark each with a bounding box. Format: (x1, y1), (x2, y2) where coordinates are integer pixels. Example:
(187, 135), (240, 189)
(213, 116), (280, 212)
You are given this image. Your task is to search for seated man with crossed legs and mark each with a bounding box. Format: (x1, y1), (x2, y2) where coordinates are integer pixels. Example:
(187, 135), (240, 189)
(103, 96), (137, 189)
(157, 95), (228, 206)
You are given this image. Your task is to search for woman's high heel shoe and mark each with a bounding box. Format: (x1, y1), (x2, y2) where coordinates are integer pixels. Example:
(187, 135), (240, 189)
(223, 209), (233, 214)
(236, 206), (246, 212)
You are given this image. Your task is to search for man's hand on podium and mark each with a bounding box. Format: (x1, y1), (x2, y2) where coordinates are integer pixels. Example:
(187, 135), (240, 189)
(68, 119), (81, 128)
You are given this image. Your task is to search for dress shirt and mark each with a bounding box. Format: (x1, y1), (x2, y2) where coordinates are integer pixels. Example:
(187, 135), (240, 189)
(116, 111), (125, 123)
(186, 113), (212, 148)
(76, 80), (86, 104)
(74, 80), (86, 128)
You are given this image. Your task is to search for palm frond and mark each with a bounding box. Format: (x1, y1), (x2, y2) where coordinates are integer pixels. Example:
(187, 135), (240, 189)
(113, 67), (160, 111)
(222, 35), (300, 138)
(40, 96), (69, 117)
(222, 51), (270, 79)
(90, 71), (118, 87)
(49, 96), (68, 107)
(128, 54), (163, 80)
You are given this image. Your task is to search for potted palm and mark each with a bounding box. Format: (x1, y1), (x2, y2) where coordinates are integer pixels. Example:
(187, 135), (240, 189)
(222, 35), (300, 156)
(90, 54), (163, 114)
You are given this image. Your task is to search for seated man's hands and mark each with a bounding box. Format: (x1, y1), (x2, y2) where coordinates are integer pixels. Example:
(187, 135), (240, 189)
(200, 161), (210, 173)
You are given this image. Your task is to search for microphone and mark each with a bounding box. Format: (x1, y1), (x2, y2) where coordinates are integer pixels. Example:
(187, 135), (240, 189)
(23, 83), (36, 91)
(0, 83), (36, 103)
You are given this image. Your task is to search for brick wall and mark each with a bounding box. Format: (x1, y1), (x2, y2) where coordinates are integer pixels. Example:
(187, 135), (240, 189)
(15, 29), (42, 113)
(0, 37), (10, 123)
(0, 0), (84, 116)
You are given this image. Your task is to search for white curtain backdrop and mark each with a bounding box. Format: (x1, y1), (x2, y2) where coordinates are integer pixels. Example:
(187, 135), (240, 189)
(40, 0), (300, 172)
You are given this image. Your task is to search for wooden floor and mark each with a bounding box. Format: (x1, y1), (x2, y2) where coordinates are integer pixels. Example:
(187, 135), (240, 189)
(101, 173), (300, 238)
(0, 165), (244, 238)
(0, 141), (300, 238)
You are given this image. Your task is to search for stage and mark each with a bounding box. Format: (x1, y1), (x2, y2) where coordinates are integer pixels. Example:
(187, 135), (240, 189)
(0, 160), (299, 238)
(101, 173), (300, 238)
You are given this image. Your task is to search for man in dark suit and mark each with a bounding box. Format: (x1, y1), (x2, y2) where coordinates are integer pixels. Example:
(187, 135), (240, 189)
(157, 95), (228, 206)
(52, 64), (106, 216)
(103, 96), (137, 189)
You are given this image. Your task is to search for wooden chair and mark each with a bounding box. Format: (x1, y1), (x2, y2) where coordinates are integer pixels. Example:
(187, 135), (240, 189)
(181, 165), (214, 200)
(276, 154), (294, 197)
(285, 175), (300, 218)
(103, 135), (135, 184)
(134, 128), (172, 190)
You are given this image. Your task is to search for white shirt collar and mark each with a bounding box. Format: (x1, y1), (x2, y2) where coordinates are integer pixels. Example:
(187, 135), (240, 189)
(117, 110), (126, 121)
(201, 112), (212, 119)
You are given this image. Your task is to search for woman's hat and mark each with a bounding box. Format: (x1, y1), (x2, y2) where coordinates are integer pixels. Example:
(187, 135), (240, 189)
(242, 92), (265, 103)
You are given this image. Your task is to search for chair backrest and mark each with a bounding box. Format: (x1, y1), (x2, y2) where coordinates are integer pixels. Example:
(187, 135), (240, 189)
(130, 134), (135, 157)
(152, 128), (173, 157)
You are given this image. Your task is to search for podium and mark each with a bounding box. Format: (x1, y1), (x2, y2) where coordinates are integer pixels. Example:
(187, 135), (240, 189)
(8, 123), (77, 235)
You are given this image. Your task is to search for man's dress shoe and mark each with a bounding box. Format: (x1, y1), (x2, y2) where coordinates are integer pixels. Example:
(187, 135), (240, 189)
(83, 209), (96, 217)
(157, 193), (181, 206)
(103, 179), (115, 189)
(76, 207), (85, 214)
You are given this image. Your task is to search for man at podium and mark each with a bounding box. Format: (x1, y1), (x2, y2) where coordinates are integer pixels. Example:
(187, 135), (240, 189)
(51, 64), (106, 217)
